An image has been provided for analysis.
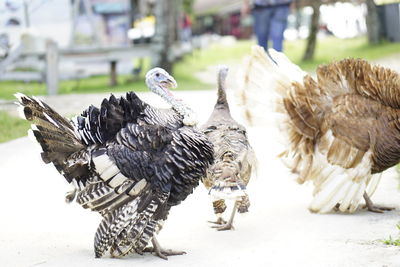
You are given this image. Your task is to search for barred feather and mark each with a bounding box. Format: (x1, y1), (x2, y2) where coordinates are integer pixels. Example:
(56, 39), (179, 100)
(201, 67), (256, 222)
(16, 68), (214, 258)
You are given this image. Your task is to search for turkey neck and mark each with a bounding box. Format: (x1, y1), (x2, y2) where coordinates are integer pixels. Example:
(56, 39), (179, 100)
(212, 67), (231, 118)
(161, 88), (194, 119)
(216, 67), (229, 108)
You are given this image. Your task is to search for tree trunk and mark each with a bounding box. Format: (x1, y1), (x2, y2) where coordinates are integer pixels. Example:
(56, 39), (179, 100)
(365, 0), (382, 44)
(302, 2), (321, 62)
(153, 0), (181, 73)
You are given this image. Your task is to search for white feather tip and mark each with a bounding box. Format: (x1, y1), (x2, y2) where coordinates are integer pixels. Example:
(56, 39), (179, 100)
(14, 92), (28, 103)
(16, 104), (27, 120)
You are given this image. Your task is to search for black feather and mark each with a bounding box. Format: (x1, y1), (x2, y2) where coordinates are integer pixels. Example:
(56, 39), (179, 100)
(16, 88), (214, 258)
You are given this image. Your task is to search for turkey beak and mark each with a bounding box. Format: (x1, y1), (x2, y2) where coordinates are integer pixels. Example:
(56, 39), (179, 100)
(161, 76), (178, 89)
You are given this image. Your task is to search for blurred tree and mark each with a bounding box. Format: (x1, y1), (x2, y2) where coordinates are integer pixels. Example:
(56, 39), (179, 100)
(182, 0), (195, 14)
(153, 0), (183, 73)
(302, 1), (321, 61)
(129, 0), (140, 28)
(365, 0), (383, 44)
(300, 0), (372, 61)
(153, 0), (173, 72)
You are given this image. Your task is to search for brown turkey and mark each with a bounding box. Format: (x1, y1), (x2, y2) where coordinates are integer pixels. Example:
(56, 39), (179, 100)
(201, 66), (257, 230)
(237, 46), (399, 213)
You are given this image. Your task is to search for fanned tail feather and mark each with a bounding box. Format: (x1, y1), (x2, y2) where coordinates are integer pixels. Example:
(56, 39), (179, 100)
(237, 49), (387, 213)
(15, 93), (87, 183)
(308, 148), (373, 213)
(236, 46), (307, 126)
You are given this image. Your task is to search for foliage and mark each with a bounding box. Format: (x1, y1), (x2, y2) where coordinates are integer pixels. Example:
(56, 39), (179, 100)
(382, 224), (400, 246)
(182, 0), (195, 14)
(0, 111), (30, 143)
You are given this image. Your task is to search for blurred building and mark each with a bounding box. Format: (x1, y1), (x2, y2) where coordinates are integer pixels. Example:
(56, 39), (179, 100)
(0, 0), (155, 49)
(193, 0), (251, 38)
(376, 0), (400, 41)
(0, 0), (71, 49)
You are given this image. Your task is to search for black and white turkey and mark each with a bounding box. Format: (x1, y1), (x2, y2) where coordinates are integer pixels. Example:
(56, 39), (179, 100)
(201, 67), (257, 230)
(16, 68), (214, 259)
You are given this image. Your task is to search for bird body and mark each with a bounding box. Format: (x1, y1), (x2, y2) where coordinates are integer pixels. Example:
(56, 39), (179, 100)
(239, 46), (400, 213)
(201, 67), (256, 230)
(16, 68), (213, 258)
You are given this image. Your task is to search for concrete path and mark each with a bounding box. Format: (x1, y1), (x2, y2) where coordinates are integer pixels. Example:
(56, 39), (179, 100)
(1, 52), (400, 267)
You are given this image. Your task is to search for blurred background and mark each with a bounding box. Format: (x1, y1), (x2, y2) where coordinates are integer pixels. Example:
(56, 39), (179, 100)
(0, 0), (399, 143)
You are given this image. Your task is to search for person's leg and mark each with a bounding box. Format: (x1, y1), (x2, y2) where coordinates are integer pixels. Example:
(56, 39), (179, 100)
(270, 5), (290, 52)
(253, 7), (273, 51)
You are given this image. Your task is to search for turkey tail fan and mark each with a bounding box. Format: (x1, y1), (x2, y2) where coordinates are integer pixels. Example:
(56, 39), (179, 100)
(316, 58), (400, 110)
(75, 92), (147, 145)
(15, 93), (88, 184)
(236, 46), (320, 182)
(236, 45), (307, 126)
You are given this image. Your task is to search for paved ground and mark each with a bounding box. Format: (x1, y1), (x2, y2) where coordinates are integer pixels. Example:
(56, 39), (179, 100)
(1, 53), (400, 267)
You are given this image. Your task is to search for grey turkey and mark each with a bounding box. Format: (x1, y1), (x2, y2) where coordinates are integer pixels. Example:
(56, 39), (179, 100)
(15, 68), (214, 259)
(201, 66), (257, 231)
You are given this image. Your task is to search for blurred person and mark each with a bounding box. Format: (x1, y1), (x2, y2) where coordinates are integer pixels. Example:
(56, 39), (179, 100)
(242, 0), (293, 52)
(181, 13), (192, 42)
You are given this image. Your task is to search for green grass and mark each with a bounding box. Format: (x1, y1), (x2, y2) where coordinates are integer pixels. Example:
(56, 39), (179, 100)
(0, 70), (209, 101)
(1, 36), (400, 100)
(174, 40), (256, 73)
(285, 36), (400, 70)
(0, 111), (30, 143)
(382, 224), (400, 246)
(1, 35), (400, 143)
(176, 36), (400, 73)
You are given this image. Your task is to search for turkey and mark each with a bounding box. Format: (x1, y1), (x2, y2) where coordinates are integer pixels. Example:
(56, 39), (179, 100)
(15, 67), (214, 259)
(238, 45), (399, 213)
(201, 66), (257, 230)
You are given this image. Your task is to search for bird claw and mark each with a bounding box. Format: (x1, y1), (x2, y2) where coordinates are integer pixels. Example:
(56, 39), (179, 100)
(362, 204), (394, 213)
(211, 223), (235, 231)
(208, 217), (227, 225)
(362, 193), (394, 213)
(143, 247), (186, 260)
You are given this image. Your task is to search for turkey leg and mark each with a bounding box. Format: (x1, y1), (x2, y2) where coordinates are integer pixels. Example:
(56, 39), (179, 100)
(211, 201), (237, 231)
(208, 199), (227, 225)
(144, 236), (186, 260)
(363, 192), (394, 213)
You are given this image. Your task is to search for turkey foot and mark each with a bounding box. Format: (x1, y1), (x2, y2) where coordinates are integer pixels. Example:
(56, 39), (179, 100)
(211, 202), (237, 231)
(144, 237), (186, 260)
(363, 192), (394, 213)
(208, 217), (227, 225)
(211, 221), (235, 231)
